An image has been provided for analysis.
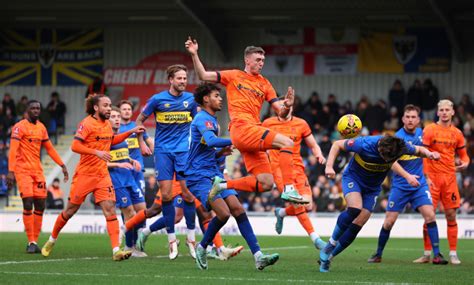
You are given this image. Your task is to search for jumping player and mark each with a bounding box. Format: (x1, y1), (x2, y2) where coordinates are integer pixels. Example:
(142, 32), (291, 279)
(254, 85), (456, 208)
(185, 37), (307, 204)
(41, 94), (144, 261)
(7, 100), (69, 253)
(262, 105), (326, 249)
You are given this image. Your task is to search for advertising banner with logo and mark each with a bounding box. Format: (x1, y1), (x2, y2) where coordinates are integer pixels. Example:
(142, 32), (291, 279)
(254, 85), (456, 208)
(262, 27), (359, 75)
(358, 28), (451, 73)
(0, 29), (103, 86)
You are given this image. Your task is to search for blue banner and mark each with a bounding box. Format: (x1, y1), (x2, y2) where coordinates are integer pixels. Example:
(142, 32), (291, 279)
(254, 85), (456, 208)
(0, 29), (103, 86)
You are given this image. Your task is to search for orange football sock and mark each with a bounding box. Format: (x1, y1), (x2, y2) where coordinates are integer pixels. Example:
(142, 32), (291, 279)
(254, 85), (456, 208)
(447, 220), (458, 251)
(106, 215), (120, 249)
(23, 209), (34, 243)
(284, 205), (296, 216)
(33, 210), (44, 242)
(279, 147), (295, 186)
(296, 211), (315, 235)
(125, 209), (147, 231)
(227, 176), (264, 193)
(422, 223), (432, 251)
(51, 212), (69, 239)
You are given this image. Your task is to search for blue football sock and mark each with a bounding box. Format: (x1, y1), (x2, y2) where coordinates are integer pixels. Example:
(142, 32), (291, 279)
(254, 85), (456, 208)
(200, 216), (227, 248)
(150, 216), (166, 232)
(235, 213), (260, 254)
(121, 213), (133, 248)
(331, 207), (361, 242)
(184, 200), (196, 230)
(162, 200), (175, 234)
(332, 223), (362, 257)
(426, 221), (440, 256)
(376, 226), (391, 256)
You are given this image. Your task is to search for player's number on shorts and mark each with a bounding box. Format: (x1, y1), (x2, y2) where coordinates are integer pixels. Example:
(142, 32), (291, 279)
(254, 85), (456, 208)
(425, 190), (432, 202)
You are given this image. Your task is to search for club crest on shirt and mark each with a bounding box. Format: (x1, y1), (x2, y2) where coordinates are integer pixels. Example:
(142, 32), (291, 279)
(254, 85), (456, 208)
(205, 121), (214, 130)
(347, 139), (355, 147)
(183, 101), (189, 108)
(122, 197), (128, 203)
(389, 201), (394, 208)
(165, 103), (171, 108)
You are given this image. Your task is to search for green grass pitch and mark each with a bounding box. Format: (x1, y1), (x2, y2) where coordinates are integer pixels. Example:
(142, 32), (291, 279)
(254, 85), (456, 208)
(0, 233), (473, 284)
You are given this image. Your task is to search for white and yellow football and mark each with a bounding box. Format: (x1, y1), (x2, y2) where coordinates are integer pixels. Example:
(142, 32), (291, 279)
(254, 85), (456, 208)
(337, 114), (362, 139)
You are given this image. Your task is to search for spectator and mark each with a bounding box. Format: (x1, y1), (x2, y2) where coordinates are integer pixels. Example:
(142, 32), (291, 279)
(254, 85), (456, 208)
(86, 76), (107, 97)
(388, 79), (405, 115)
(46, 178), (64, 209)
(327, 94), (340, 114)
(306, 91), (323, 112)
(16, 96), (29, 119)
(406, 79), (423, 108)
(365, 99), (388, 134)
(421, 78), (439, 120)
(459, 93), (473, 114)
(0, 144), (8, 175)
(47, 92), (67, 137)
(384, 106), (400, 132)
(2, 93), (16, 118)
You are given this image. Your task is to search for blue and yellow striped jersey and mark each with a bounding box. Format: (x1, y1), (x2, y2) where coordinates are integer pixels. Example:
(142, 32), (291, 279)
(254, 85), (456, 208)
(142, 91), (197, 153)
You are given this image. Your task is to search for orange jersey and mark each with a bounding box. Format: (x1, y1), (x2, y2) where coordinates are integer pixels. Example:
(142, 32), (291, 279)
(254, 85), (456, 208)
(10, 119), (49, 173)
(73, 115), (113, 177)
(218, 69), (278, 125)
(422, 123), (466, 175)
(262, 116), (312, 169)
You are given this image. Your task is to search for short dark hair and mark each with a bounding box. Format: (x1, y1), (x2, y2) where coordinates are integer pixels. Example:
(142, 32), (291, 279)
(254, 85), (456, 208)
(166, 64), (187, 80)
(27, 100), (41, 107)
(378, 136), (407, 163)
(403, 104), (421, 115)
(244, 46), (265, 57)
(118, 100), (133, 109)
(194, 83), (221, 106)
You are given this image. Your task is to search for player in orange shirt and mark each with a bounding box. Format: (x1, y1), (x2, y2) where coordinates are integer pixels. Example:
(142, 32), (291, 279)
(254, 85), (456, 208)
(185, 37), (307, 204)
(7, 100), (69, 254)
(262, 106), (327, 249)
(413, 99), (470, 265)
(41, 94), (145, 261)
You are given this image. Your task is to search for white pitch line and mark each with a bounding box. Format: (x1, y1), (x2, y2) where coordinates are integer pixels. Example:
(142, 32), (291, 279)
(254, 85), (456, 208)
(0, 271), (432, 285)
(0, 257), (100, 265)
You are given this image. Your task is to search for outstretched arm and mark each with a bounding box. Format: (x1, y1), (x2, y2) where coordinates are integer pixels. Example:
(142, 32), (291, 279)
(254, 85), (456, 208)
(325, 140), (346, 179)
(43, 140), (69, 182)
(414, 145), (440, 160)
(304, 135), (326, 165)
(71, 139), (111, 162)
(185, 36), (218, 82)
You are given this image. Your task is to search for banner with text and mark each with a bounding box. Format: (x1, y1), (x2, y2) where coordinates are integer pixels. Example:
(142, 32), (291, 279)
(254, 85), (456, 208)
(0, 29), (103, 86)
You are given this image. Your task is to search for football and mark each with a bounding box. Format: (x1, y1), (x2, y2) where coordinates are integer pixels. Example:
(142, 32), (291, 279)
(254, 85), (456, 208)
(337, 114), (362, 139)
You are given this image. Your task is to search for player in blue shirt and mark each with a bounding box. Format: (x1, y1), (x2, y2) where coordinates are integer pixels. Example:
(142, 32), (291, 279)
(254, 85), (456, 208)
(319, 134), (440, 272)
(136, 64), (198, 259)
(186, 82), (279, 271)
(118, 100), (154, 256)
(108, 107), (146, 257)
(367, 105), (448, 265)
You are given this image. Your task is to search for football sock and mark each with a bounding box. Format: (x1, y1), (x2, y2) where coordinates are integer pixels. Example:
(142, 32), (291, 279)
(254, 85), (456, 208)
(125, 209), (146, 232)
(447, 220), (458, 251)
(332, 223), (362, 257)
(184, 200), (196, 230)
(149, 217), (166, 232)
(294, 208), (315, 235)
(23, 209), (34, 243)
(200, 216), (227, 248)
(121, 214), (133, 248)
(227, 176), (264, 192)
(33, 210), (44, 242)
(283, 205), (295, 216)
(422, 223), (431, 251)
(426, 221), (440, 256)
(51, 211), (69, 240)
(201, 219), (224, 248)
(279, 147), (295, 186)
(162, 200), (175, 234)
(106, 215), (120, 249)
(331, 207), (361, 244)
(235, 213), (260, 254)
(376, 226), (391, 256)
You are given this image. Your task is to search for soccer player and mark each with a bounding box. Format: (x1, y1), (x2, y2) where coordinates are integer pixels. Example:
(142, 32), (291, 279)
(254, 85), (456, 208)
(413, 99), (470, 265)
(108, 107), (147, 257)
(136, 178), (197, 258)
(262, 106), (327, 249)
(41, 94), (145, 261)
(367, 105), (448, 264)
(118, 100), (152, 255)
(185, 37), (307, 204)
(7, 100), (69, 253)
(187, 82), (279, 270)
(319, 135), (440, 272)
(135, 64), (198, 259)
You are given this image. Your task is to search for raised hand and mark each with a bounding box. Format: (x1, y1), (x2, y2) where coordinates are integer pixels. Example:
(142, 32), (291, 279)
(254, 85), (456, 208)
(185, 36), (199, 55)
